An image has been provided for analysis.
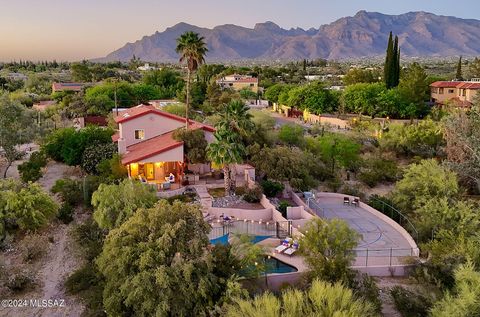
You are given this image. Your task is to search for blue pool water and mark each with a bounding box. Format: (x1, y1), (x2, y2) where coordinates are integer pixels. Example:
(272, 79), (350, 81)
(265, 257), (298, 274)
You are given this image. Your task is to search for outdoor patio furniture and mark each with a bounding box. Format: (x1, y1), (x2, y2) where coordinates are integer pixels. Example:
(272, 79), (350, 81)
(343, 197), (350, 205)
(284, 247), (297, 256)
(352, 198), (360, 207)
(275, 244), (289, 253)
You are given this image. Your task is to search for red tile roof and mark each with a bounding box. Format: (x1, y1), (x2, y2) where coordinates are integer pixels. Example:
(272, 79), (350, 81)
(446, 97), (473, 108)
(121, 131), (183, 165)
(456, 82), (480, 89)
(431, 81), (480, 89)
(430, 81), (461, 88)
(114, 105), (215, 132)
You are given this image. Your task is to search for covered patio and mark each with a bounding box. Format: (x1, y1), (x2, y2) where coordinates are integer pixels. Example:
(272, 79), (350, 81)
(127, 161), (183, 191)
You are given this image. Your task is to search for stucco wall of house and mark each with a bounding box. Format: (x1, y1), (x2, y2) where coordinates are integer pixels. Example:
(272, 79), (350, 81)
(136, 146), (184, 164)
(120, 113), (184, 147)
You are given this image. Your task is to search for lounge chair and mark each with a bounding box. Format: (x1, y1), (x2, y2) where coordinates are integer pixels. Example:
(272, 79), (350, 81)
(284, 248), (296, 256)
(284, 241), (300, 256)
(275, 244), (289, 253)
(352, 198), (360, 207)
(343, 197), (350, 205)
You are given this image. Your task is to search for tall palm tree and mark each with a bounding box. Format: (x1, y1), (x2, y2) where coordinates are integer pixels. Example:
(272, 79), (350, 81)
(175, 31), (208, 128)
(207, 100), (254, 195)
(217, 100), (254, 135)
(207, 130), (245, 196)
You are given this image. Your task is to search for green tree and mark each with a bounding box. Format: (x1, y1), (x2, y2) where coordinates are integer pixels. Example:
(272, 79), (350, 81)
(469, 57), (480, 78)
(308, 133), (360, 174)
(81, 143), (117, 174)
(264, 84), (292, 104)
(415, 198), (480, 242)
(97, 200), (234, 316)
(384, 32), (400, 89)
(430, 262), (480, 317)
(278, 124), (304, 147)
(248, 144), (326, 191)
(0, 179), (58, 240)
(444, 104), (480, 192)
(225, 279), (376, 317)
(176, 31), (208, 128)
(91, 179), (157, 230)
(379, 119), (444, 157)
(344, 68), (380, 86)
(142, 68), (184, 98)
(173, 128), (208, 164)
(398, 62), (428, 116)
(0, 95), (34, 178)
(300, 218), (360, 283)
(455, 56), (464, 81)
(341, 83), (386, 116)
(391, 159), (459, 213)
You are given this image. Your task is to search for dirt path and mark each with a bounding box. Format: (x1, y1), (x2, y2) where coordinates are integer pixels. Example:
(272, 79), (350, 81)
(0, 161), (86, 317)
(377, 277), (410, 317)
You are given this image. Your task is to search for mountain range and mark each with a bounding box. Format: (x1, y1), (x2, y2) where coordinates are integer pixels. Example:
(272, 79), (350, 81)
(98, 11), (480, 62)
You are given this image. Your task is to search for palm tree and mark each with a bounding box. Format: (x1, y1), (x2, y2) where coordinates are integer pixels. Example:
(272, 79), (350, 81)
(207, 100), (254, 195)
(207, 129), (245, 196)
(217, 100), (254, 134)
(175, 31), (208, 128)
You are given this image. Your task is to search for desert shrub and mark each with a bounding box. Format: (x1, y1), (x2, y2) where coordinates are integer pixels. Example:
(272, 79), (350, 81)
(71, 219), (104, 261)
(358, 157), (399, 187)
(6, 270), (36, 292)
(57, 203), (74, 224)
(243, 186), (263, 203)
(20, 234), (48, 263)
(97, 154), (128, 183)
(65, 263), (105, 317)
(340, 184), (366, 200)
(354, 274), (382, 314)
(18, 151), (47, 183)
(51, 178), (83, 206)
(390, 286), (433, 317)
(260, 180), (284, 198)
(278, 200), (291, 218)
(326, 177), (342, 192)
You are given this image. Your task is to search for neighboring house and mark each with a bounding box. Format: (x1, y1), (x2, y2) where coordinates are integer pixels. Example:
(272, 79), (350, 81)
(216, 74), (259, 93)
(32, 100), (56, 111)
(138, 63), (157, 71)
(431, 80), (480, 108)
(148, 99), (181, 108)
(113, 105), (215, 186)
(73, 116), (108, 129)
(6, 73), (27, 81)
(52, 82), (84, 93)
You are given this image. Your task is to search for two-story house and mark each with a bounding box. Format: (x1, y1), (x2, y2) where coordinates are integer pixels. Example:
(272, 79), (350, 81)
(113, 105), (215, 188)
(216, 74), (259, 93)
(430, 80), (480, 108)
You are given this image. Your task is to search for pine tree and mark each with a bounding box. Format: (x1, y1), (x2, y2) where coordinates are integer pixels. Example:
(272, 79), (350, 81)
(456, 56), (463, 81)
(384, 32), (394, 88)
(392, 36), (400, 87)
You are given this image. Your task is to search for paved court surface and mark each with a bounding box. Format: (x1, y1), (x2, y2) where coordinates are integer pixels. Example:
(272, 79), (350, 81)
(309, 196), (417, 266)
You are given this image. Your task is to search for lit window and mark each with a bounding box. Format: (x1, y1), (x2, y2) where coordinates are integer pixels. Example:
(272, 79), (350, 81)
(134, 129), (145, 140)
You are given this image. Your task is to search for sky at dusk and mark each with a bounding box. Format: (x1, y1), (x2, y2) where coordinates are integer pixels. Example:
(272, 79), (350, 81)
(1, 0), (479, 61)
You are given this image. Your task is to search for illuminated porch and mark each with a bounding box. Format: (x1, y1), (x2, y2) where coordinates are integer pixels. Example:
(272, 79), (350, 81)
(127, 161), (184, 191)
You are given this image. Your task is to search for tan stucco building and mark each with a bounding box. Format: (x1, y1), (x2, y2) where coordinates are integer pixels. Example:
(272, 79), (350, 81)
(431, 80), (480, 108)
(216, 74), (259, 93)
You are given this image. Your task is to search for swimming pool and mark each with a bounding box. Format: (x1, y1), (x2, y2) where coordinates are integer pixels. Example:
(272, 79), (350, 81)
(265, 257), (298, 274)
